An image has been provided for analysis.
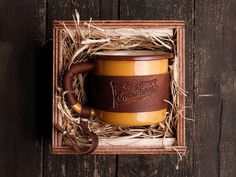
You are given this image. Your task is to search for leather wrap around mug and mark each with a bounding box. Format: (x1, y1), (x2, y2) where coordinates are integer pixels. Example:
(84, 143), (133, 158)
(63, 50), (173, 126)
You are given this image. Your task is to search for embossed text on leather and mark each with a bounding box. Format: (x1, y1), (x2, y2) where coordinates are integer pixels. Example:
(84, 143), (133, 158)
(91, 73), (170, 112)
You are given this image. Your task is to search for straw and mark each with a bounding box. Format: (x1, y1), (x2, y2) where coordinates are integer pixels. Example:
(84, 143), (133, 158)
(56, 11), (187, 145)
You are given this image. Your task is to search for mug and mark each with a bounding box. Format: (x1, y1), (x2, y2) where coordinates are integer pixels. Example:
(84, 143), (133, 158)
(63, 50), (173, 126)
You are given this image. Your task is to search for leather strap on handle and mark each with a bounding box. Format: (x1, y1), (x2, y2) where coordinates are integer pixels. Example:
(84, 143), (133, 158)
(63, 62), (96, 118)
(54, 123), (98, 154)
(63, 62), (99, 154)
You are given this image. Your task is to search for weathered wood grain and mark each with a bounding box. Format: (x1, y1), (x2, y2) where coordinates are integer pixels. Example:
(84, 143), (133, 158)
(46, 0), (74, 38)
(47, 0), (101, 38)
(44, 1), (118, 177)
(0, 0), (235, 176)
(117, 0), (194, 176)
(42, 37), (117, 177)
(70, 0), (100, 19)
(33, 0), (46, 43)
(194, 0), (236, 176)
(98, 0), (119, 19)
(66, 155), (117, 177)
(0, 0), (45, 177)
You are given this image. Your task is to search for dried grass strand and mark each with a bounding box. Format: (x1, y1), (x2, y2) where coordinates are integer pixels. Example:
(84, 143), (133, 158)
(56, 11), (188, 146)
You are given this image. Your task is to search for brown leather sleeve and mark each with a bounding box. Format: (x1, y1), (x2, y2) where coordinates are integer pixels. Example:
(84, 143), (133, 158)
(90, 73), (170, 112)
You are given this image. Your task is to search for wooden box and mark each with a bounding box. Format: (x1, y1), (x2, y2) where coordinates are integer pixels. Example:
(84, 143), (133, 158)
(52, 20), (186, 154)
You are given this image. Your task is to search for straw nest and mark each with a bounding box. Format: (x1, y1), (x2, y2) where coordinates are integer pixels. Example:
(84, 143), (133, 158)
(56, 11), (187, 146)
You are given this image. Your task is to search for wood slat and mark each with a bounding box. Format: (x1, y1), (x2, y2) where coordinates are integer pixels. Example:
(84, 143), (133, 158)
(117, 0), (194, 177)
(0, 0), (46, 177)
(46, 1), (118, 177)
(52, 146), (186, 155)
(0, 0), (235, 176)
(194, 0), (236, 176)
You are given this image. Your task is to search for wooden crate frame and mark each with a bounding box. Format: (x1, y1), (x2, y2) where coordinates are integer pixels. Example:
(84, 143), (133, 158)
(52, 20), (186, 154)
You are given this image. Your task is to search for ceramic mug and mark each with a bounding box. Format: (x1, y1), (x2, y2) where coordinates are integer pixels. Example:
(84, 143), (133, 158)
(63, 50), (173, 126)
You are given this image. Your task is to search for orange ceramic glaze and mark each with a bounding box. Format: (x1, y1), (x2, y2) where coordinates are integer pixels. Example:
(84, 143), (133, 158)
(91, 50), (172, 126)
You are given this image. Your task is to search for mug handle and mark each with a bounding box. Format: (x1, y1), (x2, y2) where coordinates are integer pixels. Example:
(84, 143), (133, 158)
(62, 62), (99, 154)
(63, 62), (96, 118)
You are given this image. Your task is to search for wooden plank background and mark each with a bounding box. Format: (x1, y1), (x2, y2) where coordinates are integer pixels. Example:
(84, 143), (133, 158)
(0, 0), (235, 176)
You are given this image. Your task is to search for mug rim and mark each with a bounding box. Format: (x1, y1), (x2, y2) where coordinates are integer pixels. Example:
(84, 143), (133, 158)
(92, 50), (174, 61)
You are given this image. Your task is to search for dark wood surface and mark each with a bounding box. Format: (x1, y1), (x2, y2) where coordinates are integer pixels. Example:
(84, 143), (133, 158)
(0, 0), (235, 177)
